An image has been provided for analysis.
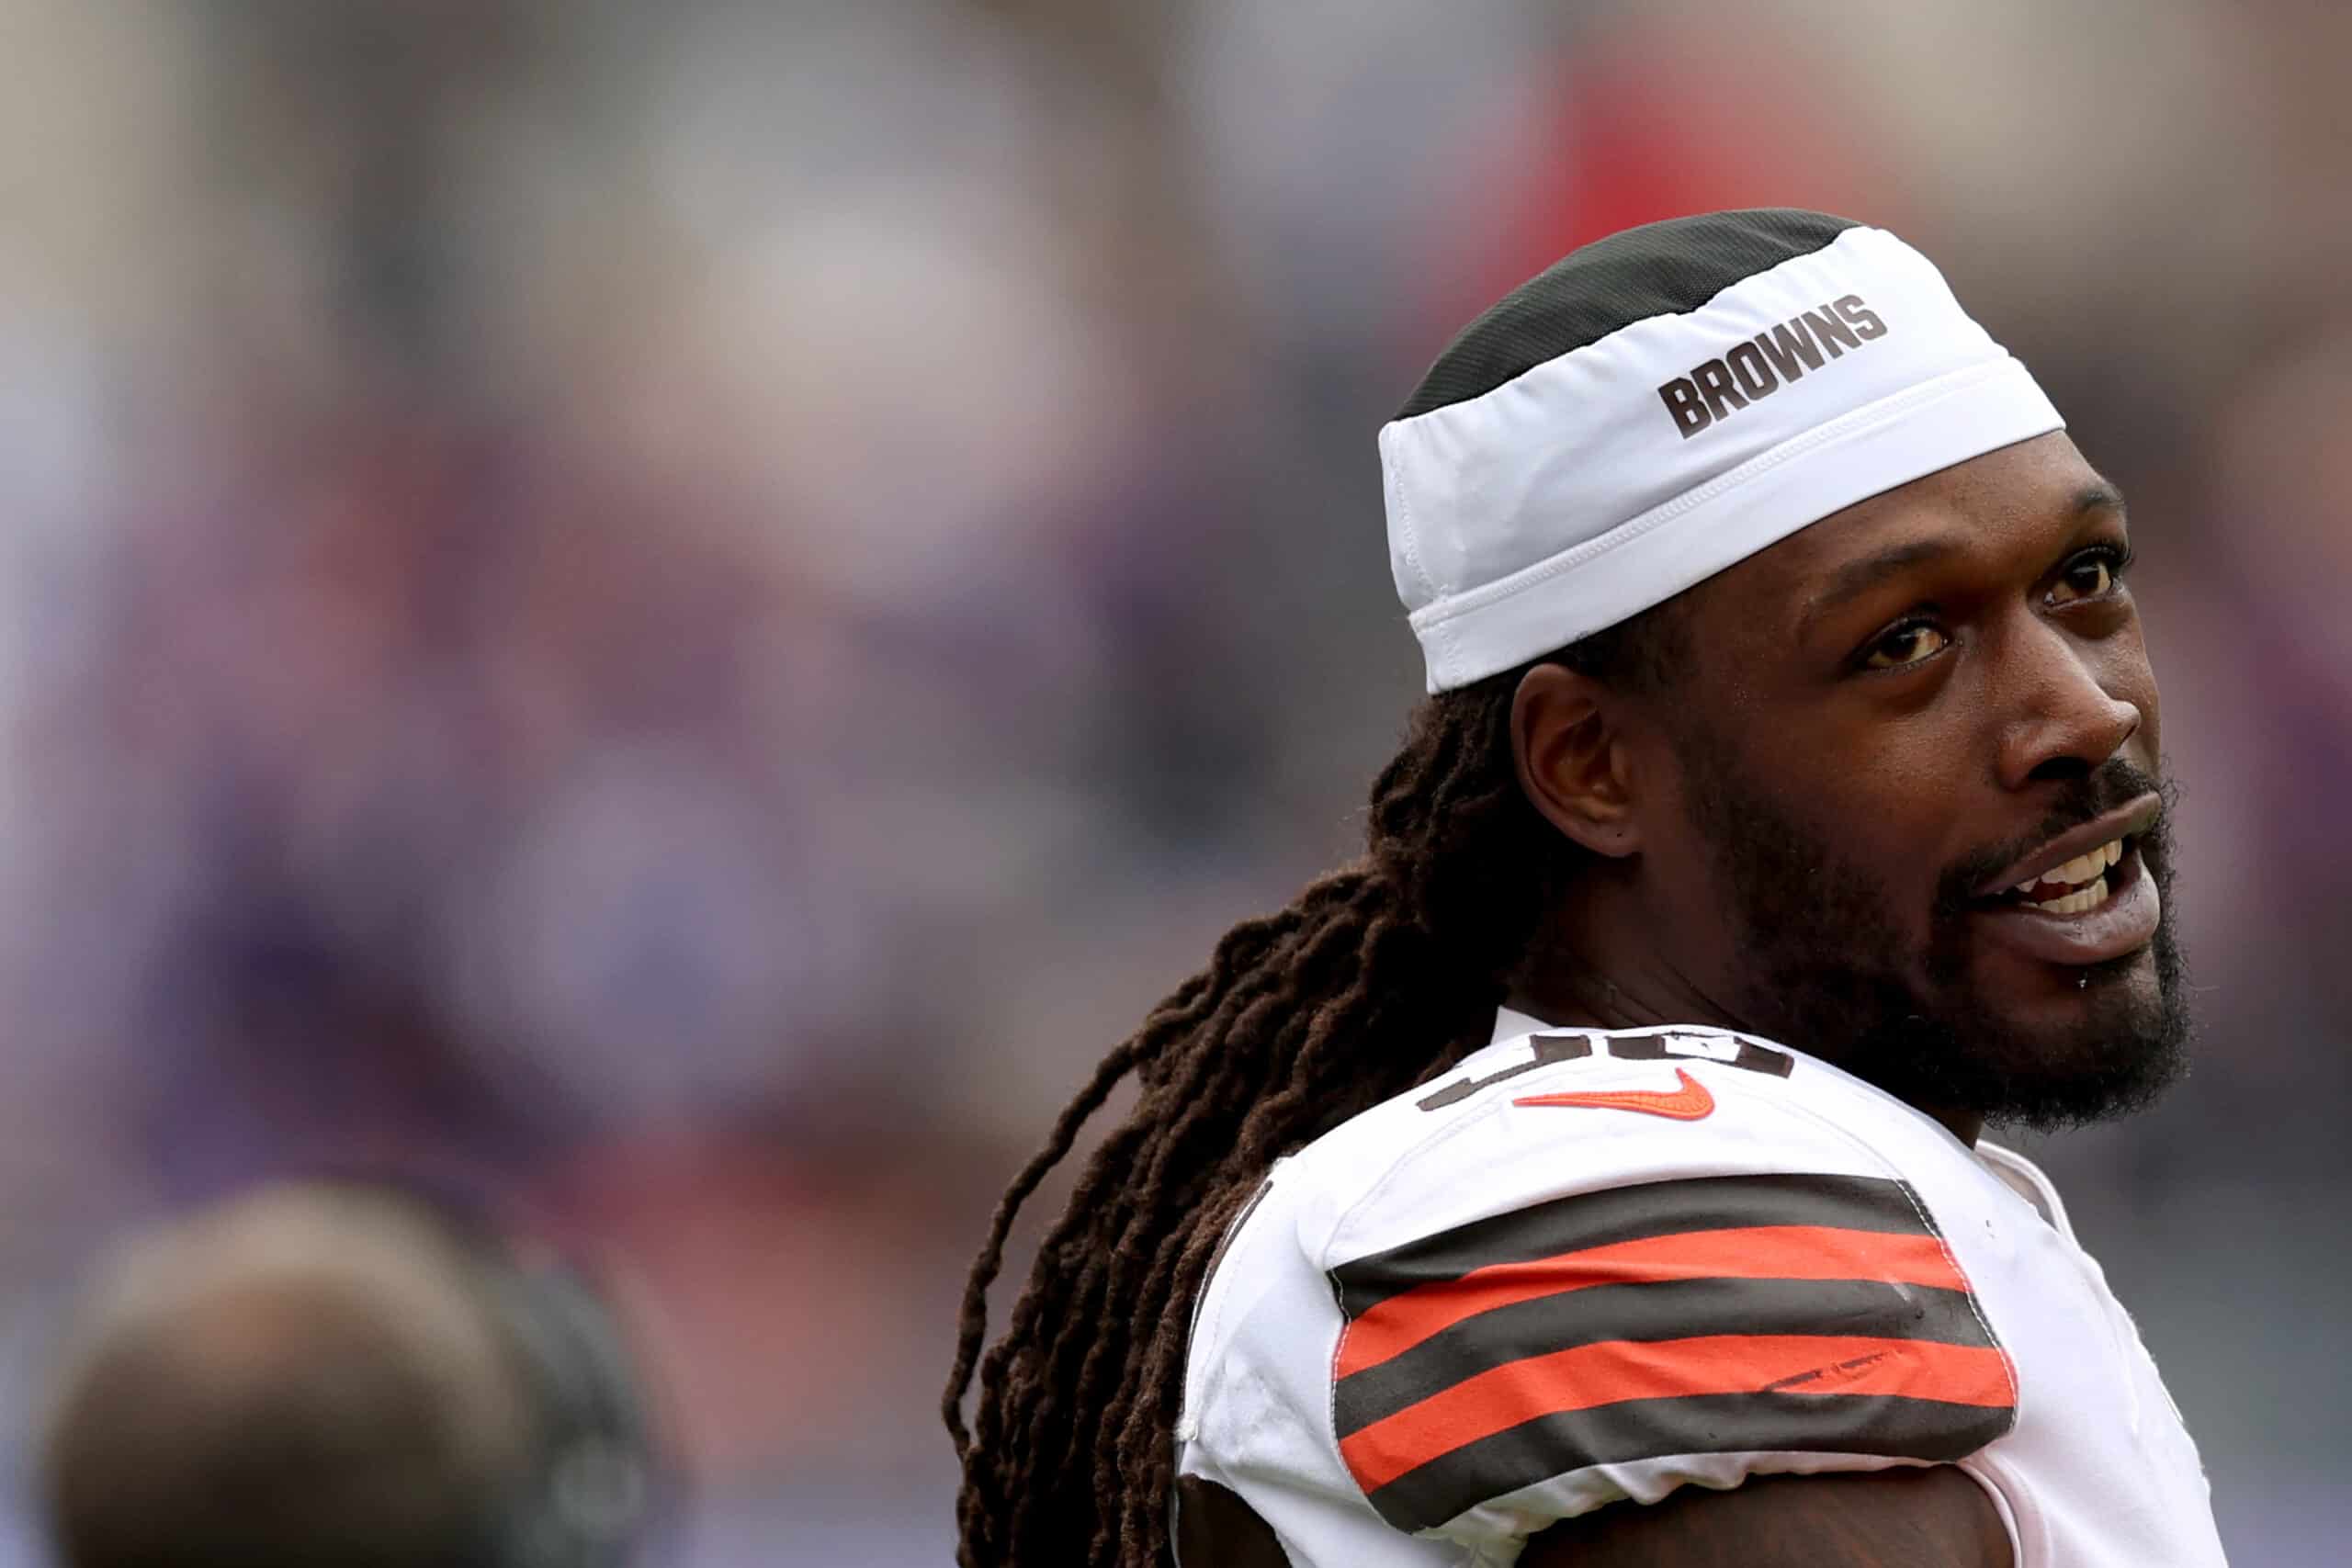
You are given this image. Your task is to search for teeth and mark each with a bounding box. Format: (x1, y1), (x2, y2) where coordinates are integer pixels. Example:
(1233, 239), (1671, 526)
(2035, 874), (2109, 915)
(2012, 839), (2126, 896)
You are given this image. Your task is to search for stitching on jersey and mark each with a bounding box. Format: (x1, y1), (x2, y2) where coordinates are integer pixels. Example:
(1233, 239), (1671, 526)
(1321, 1091), (1536, 1475)
(1956, 1453), (2033, 1568)
(1889, 1175), (2020, 1412)
(1316, 1027), (2024, 1529)
(1973, 1138), (2074, 1237)
(1182, 1176), (1276, 1444)
(1319, 1024), (1825, 1469)
(1762, 1089), (2024, 1427)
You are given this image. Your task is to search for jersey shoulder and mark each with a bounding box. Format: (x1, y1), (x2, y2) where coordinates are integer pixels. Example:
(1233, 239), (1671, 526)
(1182, 1022), (2021, 1557)
(1294, 1021), (1960, 1279)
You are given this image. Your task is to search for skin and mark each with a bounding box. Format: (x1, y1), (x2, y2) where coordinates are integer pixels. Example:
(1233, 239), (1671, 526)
(1511, 430), (2160, 1148)
(1505, 430), (2159, 1564)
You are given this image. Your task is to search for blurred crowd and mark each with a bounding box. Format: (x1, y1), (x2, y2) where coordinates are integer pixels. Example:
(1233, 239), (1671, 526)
(0, 1), (2347, 1562)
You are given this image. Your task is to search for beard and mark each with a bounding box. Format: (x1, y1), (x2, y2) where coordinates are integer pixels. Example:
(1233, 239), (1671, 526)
(1680, 741), (2191, 1133)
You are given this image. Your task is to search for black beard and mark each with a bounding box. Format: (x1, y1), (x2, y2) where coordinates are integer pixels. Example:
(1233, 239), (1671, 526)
(1680, 740), (2191, 1133)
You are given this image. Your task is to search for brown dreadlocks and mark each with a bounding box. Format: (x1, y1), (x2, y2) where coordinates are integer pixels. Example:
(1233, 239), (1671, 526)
(943, 607), (1683, 1568)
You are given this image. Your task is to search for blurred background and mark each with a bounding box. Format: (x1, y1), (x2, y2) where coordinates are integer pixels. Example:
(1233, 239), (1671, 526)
(0, 0), (2346, 1561)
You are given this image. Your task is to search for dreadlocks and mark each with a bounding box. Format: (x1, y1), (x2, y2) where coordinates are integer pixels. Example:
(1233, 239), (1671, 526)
(943, 607), (1684, 1568)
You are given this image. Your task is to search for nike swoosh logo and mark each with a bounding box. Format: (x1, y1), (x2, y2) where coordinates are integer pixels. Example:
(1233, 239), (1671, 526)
(1513, 1067), (1715, 1121)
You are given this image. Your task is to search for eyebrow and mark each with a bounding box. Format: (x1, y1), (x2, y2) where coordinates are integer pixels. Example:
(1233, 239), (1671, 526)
(1798, 536), (1968, 637)
(2075, 479), (2129, 518)
(1797, 481), (2131, 637)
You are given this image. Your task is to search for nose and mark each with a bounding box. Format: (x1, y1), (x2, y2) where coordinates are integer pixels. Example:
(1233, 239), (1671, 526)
(1993, 616), (2143, 790)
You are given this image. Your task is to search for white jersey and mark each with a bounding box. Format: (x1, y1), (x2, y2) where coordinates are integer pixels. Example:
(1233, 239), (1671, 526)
(1174, 1009), (2226, 1567)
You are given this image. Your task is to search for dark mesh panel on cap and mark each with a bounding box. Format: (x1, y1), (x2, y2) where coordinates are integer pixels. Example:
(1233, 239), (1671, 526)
(1396, 209), (1861, 420)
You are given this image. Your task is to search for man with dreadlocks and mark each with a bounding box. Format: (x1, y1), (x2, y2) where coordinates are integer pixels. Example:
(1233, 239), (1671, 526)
(944, 209), (2227, 1567)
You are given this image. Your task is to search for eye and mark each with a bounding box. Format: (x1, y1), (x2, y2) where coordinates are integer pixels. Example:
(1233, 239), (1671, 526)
(2048, 545), (2129, 605)
(1860, 620), (1951, 671)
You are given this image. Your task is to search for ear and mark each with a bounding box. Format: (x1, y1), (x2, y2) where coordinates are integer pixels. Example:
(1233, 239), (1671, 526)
(1510, 662), (1643, 859)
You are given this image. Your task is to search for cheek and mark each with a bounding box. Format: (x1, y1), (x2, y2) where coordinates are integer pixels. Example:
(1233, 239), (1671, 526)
(1821, 803), (1949, 927)
(1680, 728), (1940, 915)
(1759, 727), (1967, 921)
(1759, 704), (1959, 839)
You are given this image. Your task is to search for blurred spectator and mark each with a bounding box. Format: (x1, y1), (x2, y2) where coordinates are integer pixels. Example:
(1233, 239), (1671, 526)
(39, 1182), (655, 1568)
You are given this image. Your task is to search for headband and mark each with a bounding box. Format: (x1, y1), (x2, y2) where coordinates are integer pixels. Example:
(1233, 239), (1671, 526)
(1382, 211), (2064, 692)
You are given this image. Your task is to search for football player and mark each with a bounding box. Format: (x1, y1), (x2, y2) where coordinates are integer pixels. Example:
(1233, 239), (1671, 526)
(946, 210), (2224, 1567)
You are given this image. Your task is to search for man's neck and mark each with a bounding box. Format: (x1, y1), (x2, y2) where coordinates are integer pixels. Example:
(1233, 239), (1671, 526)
(1508, 925), (1749, 1038)
(1506, 965), (1985, 1149)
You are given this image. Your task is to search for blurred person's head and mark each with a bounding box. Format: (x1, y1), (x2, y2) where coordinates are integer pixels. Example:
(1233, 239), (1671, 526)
(950, 210), (2190, 1566)
(40, 1181), (654, 1568)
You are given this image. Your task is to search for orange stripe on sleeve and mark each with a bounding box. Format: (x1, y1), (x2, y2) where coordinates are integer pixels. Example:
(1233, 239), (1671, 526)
(1338, 1333), (2014, 1495)
(1337, 1225), (1968, 1379)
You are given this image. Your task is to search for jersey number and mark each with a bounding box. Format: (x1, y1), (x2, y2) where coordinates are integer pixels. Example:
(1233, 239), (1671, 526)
(1418, 1031), (1792, 1112)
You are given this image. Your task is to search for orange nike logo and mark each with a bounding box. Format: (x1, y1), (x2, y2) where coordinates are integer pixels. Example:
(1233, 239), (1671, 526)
(1513, 1067), (1715, 1121)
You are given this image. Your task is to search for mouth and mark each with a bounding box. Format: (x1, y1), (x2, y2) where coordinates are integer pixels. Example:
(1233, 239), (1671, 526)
(1965, 795), (2165, 970)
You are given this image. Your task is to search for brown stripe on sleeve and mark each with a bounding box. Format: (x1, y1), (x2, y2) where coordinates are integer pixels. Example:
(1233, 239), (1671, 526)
(1329, 1173), (1935, 1320)
(1336, 1224), (1966, 1379)
(1341, 1333), (2011, 1495)
(1322, 1173), (2013, 1535)
(1363, 1391), (2016, 1534)
(1336, 1275), (1995, 1438)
